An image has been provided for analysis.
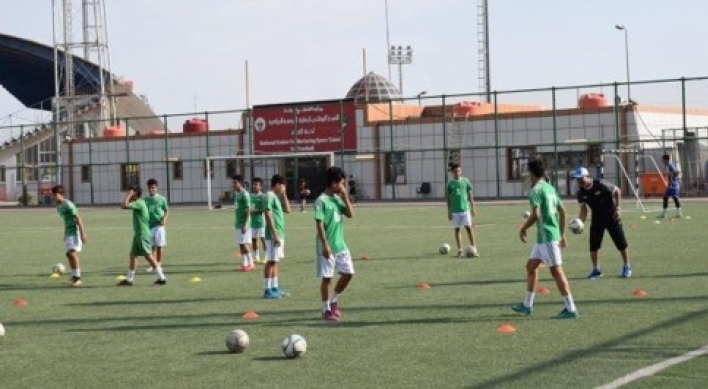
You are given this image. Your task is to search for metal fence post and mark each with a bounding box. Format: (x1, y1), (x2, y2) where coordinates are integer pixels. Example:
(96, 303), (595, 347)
(494, 91), (501, 197)
(163, 114), (171, 204)
(552, 86), (559, 188)
(388, 99), (395, 200)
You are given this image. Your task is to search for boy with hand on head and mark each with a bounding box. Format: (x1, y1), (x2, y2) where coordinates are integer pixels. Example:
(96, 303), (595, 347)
(118, 186), (167, 286)
(315, 166), (355, 322)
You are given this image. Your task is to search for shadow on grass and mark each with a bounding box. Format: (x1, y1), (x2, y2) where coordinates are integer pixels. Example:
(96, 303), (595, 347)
(65, 296), (259, 307)
(195, 350), (236, 356)
(252, 356), (289, 362)
(467, 306), (708, 388)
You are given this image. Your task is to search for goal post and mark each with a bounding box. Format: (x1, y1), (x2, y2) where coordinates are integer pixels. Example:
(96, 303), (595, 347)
(602, 151), (664, 213)
(205, 151), (335, 209)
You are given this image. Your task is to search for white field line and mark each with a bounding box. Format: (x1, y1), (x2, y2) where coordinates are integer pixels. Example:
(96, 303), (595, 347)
(596, 343), (708, 389)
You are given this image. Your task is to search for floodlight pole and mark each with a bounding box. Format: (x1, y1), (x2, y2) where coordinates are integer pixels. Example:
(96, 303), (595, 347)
(615, 24), (631, 103)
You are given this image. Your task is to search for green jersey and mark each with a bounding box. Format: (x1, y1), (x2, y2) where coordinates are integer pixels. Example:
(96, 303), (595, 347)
(128, 199), (151, 236)
(250, 192), (266, 229)
(57, 200), (79, 236)
(144, 194), (168, 228)
(314, 193), (348, 254)
(234, 190), (251, 229)
(529, 180), (563, 243)
(264, 191), (285, 240)
(446, 177), (473, 212)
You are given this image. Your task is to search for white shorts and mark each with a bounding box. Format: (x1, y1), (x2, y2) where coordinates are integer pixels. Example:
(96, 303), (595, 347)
(452, 211), (472, 228)
(65, 235), (82, 253)
(235, 229), (252, 245)
(317, 249), (355, 278)
(265, 239), (285, 262)
(251, 227), (266, 239)
(529, 242), (563, 267)
(150, 226), (167, 248)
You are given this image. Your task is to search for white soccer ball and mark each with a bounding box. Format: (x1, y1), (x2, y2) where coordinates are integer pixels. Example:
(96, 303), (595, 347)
(0, 323), (5, 337)
(522, 210), (531, 219)
(282, 334), (307, 359)
(52, 263), (66, 275)
(465, 246), (478, 258)
(569, 218), (584, 234)
(439, 243), (451, 255)
(225, 329), (250, 353)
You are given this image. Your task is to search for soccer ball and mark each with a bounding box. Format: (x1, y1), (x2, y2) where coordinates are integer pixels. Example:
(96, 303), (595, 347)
(465, 246), (478, 258)
(439, 243), (451, 254)
(522, 210), (531, 219)
(52, 263), (66, 275)
(569, 218), (584, 234)
(0, 323), (5, 337)
(282, 334), (307, 359)
(225, 329), (249, 353)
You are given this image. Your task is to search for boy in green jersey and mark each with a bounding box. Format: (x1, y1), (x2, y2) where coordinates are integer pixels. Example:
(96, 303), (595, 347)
(513, 159), (578, 319)
(446, 162), (478, 257)
(118, 186), (167, 286)
(315, 166), (354, 322)
(263, 174), (291, 299)
(249, 177), (267, 264)
(144, 179), (169, 272)
(233, 175), (254, 272)
(51, 185), (88, 287)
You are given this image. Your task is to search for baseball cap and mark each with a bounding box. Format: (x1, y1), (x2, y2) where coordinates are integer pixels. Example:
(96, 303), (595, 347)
(571, 167), (589, 179)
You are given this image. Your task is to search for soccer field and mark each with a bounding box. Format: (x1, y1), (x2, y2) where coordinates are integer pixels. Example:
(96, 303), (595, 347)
(1, 202), (707, 388)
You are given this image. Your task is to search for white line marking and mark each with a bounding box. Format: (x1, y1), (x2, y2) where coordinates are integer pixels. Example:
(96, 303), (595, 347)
(596, 343), (708, 389)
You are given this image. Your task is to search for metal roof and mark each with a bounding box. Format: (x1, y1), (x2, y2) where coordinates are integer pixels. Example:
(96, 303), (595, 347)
(0, 32), (110, 111)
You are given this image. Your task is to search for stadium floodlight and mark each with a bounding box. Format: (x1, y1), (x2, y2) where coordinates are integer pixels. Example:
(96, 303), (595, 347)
(205, 151), (335, 210)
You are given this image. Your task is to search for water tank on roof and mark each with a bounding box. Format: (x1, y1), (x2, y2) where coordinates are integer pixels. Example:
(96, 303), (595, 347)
(578, 93), (607, 109)
(183, 118), (208, 133)
(103, 125), (125, 138)
(453, 101), (481, 117)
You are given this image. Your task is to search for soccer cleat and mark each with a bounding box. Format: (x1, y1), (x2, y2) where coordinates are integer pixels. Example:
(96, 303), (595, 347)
(153, 279), (167, 286)
(552, 308), (579, 319)
(511, 303), (532, 316)
(245, 265), (256, 272)
(235, 265), (254, 272)
(586, 268), (603, 279)
(330, 302), (341, 318)
(457, 249), (463, 258)
(272, 287), (289, 297)
(621, 265), (632, 278)
(146, 267), (155, 273)
(117, 279), (133, 286)
(263, 289), (280, 299)
(322, 310), (339, 322)
(69, 277), (82, 287)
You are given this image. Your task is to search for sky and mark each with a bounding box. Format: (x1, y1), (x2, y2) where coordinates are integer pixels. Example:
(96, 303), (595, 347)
(1, 0), (708, 127)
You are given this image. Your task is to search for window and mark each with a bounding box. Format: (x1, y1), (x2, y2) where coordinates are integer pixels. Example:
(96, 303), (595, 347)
(0, 166), (5, 182)
(226, 159), (238, 178)
(204, 160), (214, 179)
(81, 165), (91, 183)
(384, 152), (406, 184)
(172, 161), (183, 180)
(507, 147), (536, 181)
(121, 163), (140, 190)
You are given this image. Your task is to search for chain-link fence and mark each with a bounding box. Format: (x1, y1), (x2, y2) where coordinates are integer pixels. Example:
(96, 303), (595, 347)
(2, 77), (708, 205)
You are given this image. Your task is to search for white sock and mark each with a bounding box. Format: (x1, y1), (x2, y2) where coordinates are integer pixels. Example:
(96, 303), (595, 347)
(322, 301), (330, 312)
(127, 270), (135, 282)
(677, 207), (683, 216)
(563, 295), (577, 312)
(266, 278), (273, 289)
(273, 277), (279, 289)
(73, 269), (81, 278)
(154, 267), (166, 281)
(524, 292), (535, 308)
(254, 250), (260, 261)
(264, 278), (270, 289)
(241, 254), (249, 267)
(662, 209), (667, 217)
(329, 292), (340, 304)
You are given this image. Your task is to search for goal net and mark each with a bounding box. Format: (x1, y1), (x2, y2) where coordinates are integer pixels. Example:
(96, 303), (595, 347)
(205, 152), (335, 209)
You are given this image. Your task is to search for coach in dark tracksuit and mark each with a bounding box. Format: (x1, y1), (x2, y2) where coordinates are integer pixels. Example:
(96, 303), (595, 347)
(572, 167), (632, 279)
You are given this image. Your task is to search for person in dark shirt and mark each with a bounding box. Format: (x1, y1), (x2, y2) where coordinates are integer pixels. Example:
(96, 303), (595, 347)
(660, 154), (682, 218)
(572, 167), (631, 279)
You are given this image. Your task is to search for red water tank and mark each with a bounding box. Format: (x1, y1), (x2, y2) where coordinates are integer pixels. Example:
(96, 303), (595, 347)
(578, 93), (607, 109)
(103, 125), (126, 138)
(183, 118), (208, 133)
(453, 101), (482, 117)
